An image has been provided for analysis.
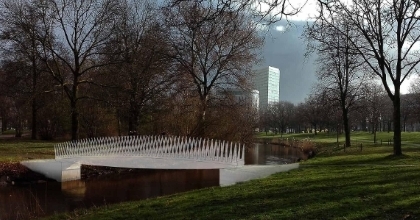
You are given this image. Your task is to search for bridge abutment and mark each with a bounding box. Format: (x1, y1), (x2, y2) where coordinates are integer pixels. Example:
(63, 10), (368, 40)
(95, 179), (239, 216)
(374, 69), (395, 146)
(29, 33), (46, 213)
(21, 159), (81, 182)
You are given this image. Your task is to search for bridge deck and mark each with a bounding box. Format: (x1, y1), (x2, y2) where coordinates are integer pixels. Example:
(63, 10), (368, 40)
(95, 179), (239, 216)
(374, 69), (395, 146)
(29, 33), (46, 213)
(21, 159), (299, 186)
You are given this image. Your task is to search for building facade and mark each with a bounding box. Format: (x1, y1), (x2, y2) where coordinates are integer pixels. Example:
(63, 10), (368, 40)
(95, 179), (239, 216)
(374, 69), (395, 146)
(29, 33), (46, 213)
(253, 66), (280, 110)
(227, 89), (259, 109)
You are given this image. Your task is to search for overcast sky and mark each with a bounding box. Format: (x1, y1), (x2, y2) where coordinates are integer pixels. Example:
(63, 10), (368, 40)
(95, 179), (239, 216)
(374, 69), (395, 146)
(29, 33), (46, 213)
(260, 0), (414, 104)
(256, 0), (318, 104)
(259, 21), (316, 104)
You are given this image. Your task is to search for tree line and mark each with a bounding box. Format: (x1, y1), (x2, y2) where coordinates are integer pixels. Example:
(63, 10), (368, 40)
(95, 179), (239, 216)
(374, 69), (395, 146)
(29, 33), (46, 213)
(304, 0), (420, 156)
(0, 0), (300, 142)
(260, 84), (420, 139)
(1, 0), (420, 158)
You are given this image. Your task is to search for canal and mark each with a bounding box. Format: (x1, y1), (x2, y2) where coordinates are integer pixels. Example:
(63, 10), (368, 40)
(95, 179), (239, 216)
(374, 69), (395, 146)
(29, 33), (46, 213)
(0, 144), (304, 219)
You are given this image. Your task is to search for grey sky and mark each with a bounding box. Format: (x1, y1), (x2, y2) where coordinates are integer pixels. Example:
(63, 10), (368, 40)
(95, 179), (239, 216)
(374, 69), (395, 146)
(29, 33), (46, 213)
(259, 21), (317, 104)
(259, 0), (415, 104)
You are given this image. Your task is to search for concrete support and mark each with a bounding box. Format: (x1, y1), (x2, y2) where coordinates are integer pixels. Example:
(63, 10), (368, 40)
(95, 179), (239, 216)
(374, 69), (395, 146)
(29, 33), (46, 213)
(21, 159), (81, 182)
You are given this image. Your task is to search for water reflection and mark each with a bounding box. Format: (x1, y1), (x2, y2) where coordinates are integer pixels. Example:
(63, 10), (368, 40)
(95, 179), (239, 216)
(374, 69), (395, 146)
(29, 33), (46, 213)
(246, 143), (304, 165)
(0, 169), (219, 220)
(0, 144), (301, 219)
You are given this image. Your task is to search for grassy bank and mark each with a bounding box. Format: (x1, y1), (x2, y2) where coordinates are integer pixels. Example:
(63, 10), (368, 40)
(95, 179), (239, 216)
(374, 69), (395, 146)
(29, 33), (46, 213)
(46, 156), (420, 219)
(0, 137), (55, 162)
(256, 131), (416, 145)
(42, 132), (420, 220)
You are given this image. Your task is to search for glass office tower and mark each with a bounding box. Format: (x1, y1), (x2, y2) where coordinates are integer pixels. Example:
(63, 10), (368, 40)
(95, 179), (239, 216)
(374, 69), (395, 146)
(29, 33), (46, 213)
(253, 66), (280, 110)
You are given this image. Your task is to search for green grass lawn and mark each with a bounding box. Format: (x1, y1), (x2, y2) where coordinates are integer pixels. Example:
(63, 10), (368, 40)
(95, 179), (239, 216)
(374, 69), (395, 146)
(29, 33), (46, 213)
(45, 156), (420, 220)
(0, 138), (55, 162)
(41, 131), (420, 220)
(256, 131), (399, 143)
(257, 130), (420, 144)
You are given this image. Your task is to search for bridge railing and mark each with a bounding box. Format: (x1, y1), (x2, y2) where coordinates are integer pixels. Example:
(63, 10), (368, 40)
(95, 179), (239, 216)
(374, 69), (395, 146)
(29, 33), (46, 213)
(54, 136), (245, 166)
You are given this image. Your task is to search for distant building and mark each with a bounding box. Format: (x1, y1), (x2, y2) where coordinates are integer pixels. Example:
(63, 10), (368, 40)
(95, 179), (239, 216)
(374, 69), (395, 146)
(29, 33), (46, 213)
(228, 89), (259, 109)
(253, 66), (280, 110)
(220, 89), (259, 110)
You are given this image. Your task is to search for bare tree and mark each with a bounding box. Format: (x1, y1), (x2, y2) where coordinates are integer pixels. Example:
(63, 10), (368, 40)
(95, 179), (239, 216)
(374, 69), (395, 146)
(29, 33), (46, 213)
(316, 0), (420, 155)
(267, 101), (295, 137)
(167, 0), (307, 23)
(301, 91), (334, 135)
(39, 0), (119, 140)
(305, 10), (366, 147)
(361, 82), (388, 143)
(205, 90), (259, 143)
(400, 94), (417, 132)
(102, 1), (175, 135)
(409, 77), (420, 95)
(0, 0), (48, 139)
(407, 78), (420, 130)
(0, 61), (30, 137)
(163, 1), (263, 136)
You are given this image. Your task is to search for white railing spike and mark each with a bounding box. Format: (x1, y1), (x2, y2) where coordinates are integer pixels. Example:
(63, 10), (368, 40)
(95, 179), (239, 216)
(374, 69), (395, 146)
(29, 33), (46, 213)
(53, 135), (244, 166)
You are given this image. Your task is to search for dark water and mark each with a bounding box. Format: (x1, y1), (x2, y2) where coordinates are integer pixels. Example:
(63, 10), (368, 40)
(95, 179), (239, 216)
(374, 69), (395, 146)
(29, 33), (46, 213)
(246, 143), (304, 165)
(0, 144), (302, 219)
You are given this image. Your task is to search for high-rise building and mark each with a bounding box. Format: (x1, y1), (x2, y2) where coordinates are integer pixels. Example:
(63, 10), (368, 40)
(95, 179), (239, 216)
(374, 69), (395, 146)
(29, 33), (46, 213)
(253, 66), (280, 110)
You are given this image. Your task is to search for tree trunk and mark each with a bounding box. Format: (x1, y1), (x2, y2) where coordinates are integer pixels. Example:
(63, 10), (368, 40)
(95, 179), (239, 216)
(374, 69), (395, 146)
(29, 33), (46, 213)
(30, 37), (38, 140)
(336, 123), (339, 147)
(128, 102), (139, 135)
(116, 109), (121, 136)
(15, 115), (23, 137)
(371, 122), (375, 134)
(70, 80), (79, 140)
(340, 84), (350, 147)
(393, 95), (402, 155)
(31, 99), (37, 139)
(342, 107), (351, 147)
(1, 117), (6, 132)
(71, 99), (79, 140)
(373, 122), (378, 144)
(31, 55), (37, 139)
(192, 96), (207, 137)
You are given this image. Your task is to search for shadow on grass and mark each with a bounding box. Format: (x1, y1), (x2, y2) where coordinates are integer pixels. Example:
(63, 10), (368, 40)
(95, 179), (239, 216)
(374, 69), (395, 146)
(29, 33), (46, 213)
(383, 154), (410, 160)
(304, 152), (420, 167)
(358, 153), (414, 165)
(69, 165), (420, 220)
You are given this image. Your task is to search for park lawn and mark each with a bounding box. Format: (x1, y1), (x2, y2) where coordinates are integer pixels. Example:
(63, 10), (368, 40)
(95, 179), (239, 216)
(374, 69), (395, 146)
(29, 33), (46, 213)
(44, 132), (420, 220)
(257, 130), (396, 140)
(45, 156), (420, 220)
(0, 138), (55, 162)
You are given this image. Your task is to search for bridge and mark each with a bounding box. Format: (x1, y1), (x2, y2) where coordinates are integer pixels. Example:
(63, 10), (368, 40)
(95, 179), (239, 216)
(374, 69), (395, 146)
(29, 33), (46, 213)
(21, 135), (299, 186)
(54, 135), (245, 167)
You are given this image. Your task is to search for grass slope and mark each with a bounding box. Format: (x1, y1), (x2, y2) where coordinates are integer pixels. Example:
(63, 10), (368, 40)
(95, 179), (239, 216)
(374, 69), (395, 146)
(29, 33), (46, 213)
(44, 132), (420, 220)
(0, 138), (55, 162)
(46, 161), (420, 220)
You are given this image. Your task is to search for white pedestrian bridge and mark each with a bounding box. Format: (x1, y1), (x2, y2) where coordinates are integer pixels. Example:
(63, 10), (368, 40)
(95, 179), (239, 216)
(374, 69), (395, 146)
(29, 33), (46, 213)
(21, 135), (299, 186)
